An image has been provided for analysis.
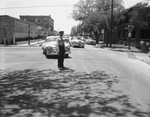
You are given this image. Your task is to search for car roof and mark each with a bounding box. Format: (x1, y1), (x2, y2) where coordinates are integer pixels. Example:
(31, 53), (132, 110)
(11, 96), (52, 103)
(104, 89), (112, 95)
(72, 37), (79, 39)
(46, 36), (59, 41)
(46, 36), (59, 39)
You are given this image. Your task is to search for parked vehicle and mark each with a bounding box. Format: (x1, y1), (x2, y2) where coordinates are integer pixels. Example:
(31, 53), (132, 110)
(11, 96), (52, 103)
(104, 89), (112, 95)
(41, 36), (71, 58)
(63, 37), (70, 44)
(140, 41), (150, 53)
(70, 37), (85, 48)
(85, 38), (96, 45)
(148, 46), (150, 57)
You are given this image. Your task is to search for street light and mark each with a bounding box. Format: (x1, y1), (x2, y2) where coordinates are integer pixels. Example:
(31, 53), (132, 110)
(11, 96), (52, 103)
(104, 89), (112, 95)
(110, 0), (113, 48)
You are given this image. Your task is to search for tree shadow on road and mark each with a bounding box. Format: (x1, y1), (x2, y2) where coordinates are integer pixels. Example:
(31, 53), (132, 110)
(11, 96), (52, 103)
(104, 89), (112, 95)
(0, 69), (148, 117)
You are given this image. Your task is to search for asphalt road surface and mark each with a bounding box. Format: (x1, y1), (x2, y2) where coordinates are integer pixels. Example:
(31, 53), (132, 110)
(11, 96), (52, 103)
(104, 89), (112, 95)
(0, 45), (150, 117)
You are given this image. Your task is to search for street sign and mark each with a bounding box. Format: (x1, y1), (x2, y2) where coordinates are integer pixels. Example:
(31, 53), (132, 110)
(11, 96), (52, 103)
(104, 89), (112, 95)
(128, 32), (132, 38)
(127, 25), (134, 32)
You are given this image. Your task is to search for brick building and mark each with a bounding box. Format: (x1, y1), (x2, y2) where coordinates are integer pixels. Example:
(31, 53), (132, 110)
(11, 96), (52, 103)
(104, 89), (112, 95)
(20, 15), (54, 36)
(117, 6), (150, 48)
(0, 15), (40, 45)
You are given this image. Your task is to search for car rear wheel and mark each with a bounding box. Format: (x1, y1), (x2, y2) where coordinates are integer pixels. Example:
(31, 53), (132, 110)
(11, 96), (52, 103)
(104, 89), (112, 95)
(65, 54), (69, 58)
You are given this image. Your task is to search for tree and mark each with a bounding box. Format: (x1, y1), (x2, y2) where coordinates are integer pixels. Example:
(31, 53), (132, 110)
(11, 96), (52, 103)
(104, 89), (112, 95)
(72, 0), (104, 43)
(129, 2), (150, 28)
(70, 24), (83, 36)
(70, 26), (78, 36)
(72, 0), (124, 45)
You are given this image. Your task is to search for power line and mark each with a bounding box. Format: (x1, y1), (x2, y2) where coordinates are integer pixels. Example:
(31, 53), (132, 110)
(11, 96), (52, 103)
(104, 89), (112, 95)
(0, 4), (74, 10)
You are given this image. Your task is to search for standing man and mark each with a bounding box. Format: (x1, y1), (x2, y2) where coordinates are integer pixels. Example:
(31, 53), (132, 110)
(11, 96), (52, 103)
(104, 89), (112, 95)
(57, 31), (67, 70)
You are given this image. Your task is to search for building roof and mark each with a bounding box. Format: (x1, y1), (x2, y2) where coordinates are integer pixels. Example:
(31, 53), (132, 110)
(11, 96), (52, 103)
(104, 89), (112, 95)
(0, 15), (41, 27)
(19, 15), (54, 21)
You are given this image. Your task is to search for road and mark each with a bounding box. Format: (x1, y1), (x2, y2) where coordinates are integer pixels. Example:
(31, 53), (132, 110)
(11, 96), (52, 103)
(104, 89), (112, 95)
(0, 45), (150, 117)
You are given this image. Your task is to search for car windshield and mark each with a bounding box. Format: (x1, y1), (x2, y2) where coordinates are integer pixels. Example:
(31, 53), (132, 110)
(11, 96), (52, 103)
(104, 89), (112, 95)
(72, 37), (79, 40)
(46, 36), (58, 42)
(63, 38), (69, 43)
(72, 39), (79, 41)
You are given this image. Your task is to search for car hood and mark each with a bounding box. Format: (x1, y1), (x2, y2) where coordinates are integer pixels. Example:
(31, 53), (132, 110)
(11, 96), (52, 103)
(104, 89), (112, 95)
(87, 39), (95, 42)
(65, 43), (70, 46)
(44, 41), (70, 47)
(72, 40), (84, 42)
(45, 42), (57, 47)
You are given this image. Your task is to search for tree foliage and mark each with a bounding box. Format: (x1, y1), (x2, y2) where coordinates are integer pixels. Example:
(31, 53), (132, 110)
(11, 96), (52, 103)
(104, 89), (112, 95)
(71, 0), (125, 44)
(129, 2), (150, 28)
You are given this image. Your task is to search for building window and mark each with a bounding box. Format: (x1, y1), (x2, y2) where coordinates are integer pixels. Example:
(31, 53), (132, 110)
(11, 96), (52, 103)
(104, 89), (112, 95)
(30, 19), (35, 23)
(44, 19), (47, 22)
(118, 31), (121, 38)
(37, 19), (40, 22)
(15, 23), (17, 32)
(141, 29), (150, 39)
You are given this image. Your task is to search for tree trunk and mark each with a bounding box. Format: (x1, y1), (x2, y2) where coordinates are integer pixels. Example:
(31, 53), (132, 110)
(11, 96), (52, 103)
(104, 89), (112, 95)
(104, 29), (110, 47)
(3, 38), (6, 46)
(93, 30), (101, 44)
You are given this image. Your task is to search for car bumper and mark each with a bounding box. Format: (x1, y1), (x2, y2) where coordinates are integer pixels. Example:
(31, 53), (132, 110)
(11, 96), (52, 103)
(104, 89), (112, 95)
(46, 50), (58, 55)
(86, 42), (96, 45)
(45, 50), (71, 55)
(72, 43), (85, 47)
(65, 51), (71, 55)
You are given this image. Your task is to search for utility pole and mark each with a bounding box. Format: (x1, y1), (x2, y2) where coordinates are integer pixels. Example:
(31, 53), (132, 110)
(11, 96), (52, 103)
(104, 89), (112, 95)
(110, 0), (113, 48)
(127, 25), (134, 50)
(28, 25), (30, 45)
(3, 28), (6, 46)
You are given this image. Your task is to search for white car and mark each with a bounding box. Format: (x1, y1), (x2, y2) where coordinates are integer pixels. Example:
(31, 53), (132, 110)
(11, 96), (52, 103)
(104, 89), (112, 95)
(41, 36), (71, 58)
(85, 38), (96, 45)
(148, 47), (150, 57)
(70, 37), (85, 48)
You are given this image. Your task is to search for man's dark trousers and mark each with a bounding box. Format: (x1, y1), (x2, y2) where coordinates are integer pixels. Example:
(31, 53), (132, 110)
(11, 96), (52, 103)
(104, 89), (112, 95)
(58, 45), (65, 68)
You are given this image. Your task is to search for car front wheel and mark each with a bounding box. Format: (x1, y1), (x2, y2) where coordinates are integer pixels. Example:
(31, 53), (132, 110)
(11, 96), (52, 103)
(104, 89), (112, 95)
(43, 49), (46, 54)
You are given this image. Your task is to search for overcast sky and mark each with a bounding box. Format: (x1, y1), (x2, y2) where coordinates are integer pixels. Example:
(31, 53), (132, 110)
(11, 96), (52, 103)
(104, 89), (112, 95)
(0, 0), (147, 34)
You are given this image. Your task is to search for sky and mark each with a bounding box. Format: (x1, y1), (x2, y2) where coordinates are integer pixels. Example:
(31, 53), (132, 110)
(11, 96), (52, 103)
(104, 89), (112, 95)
(0, 0), (148, 34)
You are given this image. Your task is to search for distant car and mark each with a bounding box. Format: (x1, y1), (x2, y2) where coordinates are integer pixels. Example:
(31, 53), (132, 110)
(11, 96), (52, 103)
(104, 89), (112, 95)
(70, 37), (85, 48)
(63, 37), (70, 45)
(148, 47), (150, 57)
(41, 36), (71, 58)
(85, 39), (96, 45)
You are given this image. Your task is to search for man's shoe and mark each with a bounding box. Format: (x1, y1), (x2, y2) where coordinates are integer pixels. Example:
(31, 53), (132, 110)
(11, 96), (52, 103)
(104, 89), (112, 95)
(58, 67), (63, 70)
(62, 67), (69, 70)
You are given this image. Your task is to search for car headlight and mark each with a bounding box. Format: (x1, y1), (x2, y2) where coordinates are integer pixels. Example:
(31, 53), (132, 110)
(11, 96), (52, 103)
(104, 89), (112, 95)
(65, 45), (70, 49)
(46, 46), (57, 51)
(46, 46), (52, 50)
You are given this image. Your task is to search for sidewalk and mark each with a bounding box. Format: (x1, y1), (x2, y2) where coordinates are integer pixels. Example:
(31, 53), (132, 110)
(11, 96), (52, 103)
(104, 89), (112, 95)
(134, 51), (150, 65)
(0, 39), (44, 47)
(96, 43), (150, 65)
(16, 40), (44, 47)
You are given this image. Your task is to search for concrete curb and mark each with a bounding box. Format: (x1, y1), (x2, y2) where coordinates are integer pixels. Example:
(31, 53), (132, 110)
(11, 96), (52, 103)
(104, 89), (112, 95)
(95, 43), (150, 65)
(0, 40), (44, 47)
